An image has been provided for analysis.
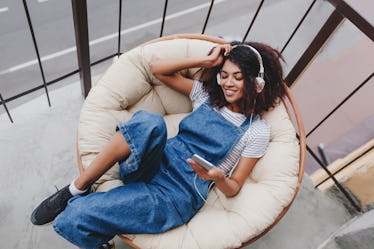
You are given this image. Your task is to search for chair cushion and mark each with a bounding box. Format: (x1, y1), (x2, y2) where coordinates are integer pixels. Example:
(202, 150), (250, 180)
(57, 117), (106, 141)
(78, 38), (300, 249)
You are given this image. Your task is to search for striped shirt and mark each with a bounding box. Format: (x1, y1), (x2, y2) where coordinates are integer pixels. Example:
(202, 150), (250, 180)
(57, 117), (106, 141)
(189, 80), (270, 175)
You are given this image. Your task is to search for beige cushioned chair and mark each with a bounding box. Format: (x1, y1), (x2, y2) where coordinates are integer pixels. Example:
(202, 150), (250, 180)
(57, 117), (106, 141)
(76, 34), (306, 249)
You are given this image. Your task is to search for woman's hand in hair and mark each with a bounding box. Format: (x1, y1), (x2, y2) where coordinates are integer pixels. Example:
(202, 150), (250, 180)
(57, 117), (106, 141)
(204, 44), (232, 68)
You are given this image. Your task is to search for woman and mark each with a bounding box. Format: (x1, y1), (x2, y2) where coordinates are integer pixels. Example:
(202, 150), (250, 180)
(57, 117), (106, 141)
(31, 41), (286, 249)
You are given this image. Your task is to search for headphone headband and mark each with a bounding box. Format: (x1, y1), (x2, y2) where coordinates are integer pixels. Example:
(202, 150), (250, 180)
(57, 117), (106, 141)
(231, 44), (264, 76)
(231, 44), (265, 93)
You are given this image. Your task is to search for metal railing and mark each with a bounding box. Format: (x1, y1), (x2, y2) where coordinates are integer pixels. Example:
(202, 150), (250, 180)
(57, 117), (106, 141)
(0, 0), (373, 212)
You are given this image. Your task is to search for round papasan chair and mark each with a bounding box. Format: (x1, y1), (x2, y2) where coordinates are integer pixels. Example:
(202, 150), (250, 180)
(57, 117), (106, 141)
(76, 34), (306, 249)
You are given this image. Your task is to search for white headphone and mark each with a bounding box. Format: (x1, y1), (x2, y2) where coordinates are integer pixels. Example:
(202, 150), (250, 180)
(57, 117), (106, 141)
(216, 44), (265, 93)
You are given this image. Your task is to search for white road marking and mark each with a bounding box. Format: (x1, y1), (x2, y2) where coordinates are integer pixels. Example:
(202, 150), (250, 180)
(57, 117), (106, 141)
(0, 0), (226, 75)
(0, 7), (9, 13)
(37, 0), (49, 3)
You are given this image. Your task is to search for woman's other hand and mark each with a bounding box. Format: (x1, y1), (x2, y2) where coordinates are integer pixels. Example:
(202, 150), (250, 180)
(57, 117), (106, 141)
(187, 158), (225, 182)
(188, 156), (259, 197)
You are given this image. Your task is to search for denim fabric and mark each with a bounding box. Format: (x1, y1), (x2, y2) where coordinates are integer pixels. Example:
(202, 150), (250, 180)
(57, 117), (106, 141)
(117, 110), (167, 183)
(53, 102), (251, 249)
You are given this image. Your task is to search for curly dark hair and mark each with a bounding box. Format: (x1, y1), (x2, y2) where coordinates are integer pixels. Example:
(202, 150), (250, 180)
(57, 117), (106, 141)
(198, 41), (286, 117)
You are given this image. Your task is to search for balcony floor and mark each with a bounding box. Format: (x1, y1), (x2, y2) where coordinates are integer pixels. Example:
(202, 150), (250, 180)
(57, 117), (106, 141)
(0, 77), (132, 249)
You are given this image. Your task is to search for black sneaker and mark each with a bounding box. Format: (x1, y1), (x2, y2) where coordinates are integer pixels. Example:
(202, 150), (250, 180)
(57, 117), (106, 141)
(97, 241), (115, 249)
(30, 185), (73, 225)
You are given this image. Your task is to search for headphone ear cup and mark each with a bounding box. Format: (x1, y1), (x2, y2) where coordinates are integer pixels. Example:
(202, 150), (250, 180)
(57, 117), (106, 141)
(255, 77), (265, 93)
(216, 73), (221, 85)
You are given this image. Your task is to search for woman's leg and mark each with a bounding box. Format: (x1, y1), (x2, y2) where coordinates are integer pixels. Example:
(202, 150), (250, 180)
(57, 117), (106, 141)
(30, 132), (131, 226)
(31, 110), (167, 226)
(74, 131), (130, 190)
(53, 111), (172, 248)
(54, 183), (181, 249)
(116, 110), (167, 184)
(76, 110), (168, 188)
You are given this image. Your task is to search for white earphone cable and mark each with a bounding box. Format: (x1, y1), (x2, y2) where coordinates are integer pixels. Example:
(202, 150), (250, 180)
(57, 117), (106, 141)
(194, 174), (216, 203)
(194, 174), (207, 203)
(194, 98), (257, 202)
(228, 99), (256, 178)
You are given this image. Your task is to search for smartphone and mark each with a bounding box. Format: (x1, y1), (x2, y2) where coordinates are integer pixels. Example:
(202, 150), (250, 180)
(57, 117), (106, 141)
(191, 154), (215, 171)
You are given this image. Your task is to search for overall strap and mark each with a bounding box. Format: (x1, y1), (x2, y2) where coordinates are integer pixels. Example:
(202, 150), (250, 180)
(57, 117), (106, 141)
(176, 100), (250, 166)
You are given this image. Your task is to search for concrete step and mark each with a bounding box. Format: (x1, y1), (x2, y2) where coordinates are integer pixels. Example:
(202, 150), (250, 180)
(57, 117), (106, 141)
(318, 209), (374, 249)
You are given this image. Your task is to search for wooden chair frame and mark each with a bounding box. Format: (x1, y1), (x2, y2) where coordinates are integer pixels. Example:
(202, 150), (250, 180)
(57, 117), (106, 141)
(76, 34), (306, 249)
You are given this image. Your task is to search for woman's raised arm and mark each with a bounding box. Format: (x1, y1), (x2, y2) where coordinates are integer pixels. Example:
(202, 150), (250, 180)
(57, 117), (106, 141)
(149, 44), (231, 96)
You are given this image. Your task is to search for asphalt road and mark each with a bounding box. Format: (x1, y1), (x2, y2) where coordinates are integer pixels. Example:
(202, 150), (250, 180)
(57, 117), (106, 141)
(0, 0), (333, 110)
(0, 0), (263, 102)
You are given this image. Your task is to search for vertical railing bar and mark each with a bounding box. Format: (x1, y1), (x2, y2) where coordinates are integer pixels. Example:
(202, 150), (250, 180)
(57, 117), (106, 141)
(0, 93), (13, 123)
(327, 0), (374, 41)
(281, 0), (317, 54)
(316, 145), (374, 188)
(242, 0), (265, 42)
(306, 72), (373, 137)
(71, 0), (92, 97)
(318, 143), (331, 166)
(3, 53), (116, 105)
(306, 145), (362, 212)
(201, 0), (215, 34)
(4, 69), (80, 104)
(117, 0), (123, 56)
(22, 0), (51, 107)
(160, 0), (168, 37)
(285, 10), (344, 87)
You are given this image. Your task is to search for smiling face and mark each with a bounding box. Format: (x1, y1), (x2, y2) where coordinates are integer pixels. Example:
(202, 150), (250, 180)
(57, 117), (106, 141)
(219, 60), (245, 113)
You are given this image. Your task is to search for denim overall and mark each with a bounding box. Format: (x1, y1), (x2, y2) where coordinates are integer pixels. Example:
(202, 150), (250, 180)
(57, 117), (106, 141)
(53, 101), (251, 249)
